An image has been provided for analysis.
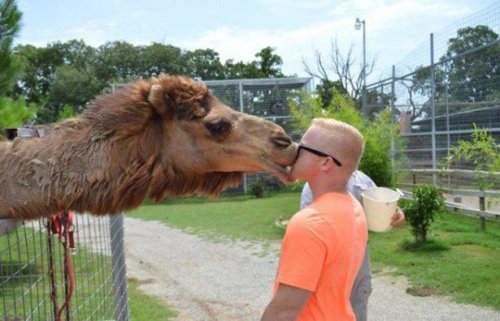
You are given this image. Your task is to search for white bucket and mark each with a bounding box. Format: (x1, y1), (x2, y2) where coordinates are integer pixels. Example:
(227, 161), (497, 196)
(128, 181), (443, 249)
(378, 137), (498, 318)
(361, 187), (401, 232)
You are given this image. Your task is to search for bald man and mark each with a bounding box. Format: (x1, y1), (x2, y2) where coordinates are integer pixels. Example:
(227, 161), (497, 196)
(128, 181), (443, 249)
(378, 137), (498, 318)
(261, 118), (368, 321)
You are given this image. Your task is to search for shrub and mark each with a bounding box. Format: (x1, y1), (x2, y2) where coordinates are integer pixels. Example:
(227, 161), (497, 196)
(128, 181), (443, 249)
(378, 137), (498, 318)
(405, 185), (445, 242)
(448, 123), (500, 191)
(249, 180), (265, 198)
(0, 96), (38, 135)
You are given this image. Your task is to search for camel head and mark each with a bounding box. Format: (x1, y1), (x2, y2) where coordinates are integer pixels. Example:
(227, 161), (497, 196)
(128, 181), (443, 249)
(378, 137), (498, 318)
(81, 75), (298, 205)
(0, 76), (298, 219)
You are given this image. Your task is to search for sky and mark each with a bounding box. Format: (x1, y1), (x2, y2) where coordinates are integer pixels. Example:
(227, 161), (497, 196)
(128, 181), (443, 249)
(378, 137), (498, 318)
(14, 0), (498, 83)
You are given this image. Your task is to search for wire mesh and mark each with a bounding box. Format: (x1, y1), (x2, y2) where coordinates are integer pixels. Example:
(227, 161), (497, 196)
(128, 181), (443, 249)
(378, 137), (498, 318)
(0, 214), (129, 321)
(366, 2), (499, 214)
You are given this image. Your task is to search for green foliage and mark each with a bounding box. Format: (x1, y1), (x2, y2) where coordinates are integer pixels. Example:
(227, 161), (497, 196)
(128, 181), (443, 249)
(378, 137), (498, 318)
(288, 89), (400, 186)
(223, 47), (284, 79)
(10, 39), (288, 123)
(0, 96), (37, 134)
(254, 46), (284, 78)
(449, 124), (500, 191)
(404, 185), (445, 242)
(0, 0), (22, 96)
(184, 48), (225, 80)
(249, 180), (265, 198)
(47, 65), (98, 117)
(440, 25), (499, 102)
(138, 42), (184, 78)
(94, 41), (141, 84)
(57, 104), (77, 120)
(361, 109), (401, 186)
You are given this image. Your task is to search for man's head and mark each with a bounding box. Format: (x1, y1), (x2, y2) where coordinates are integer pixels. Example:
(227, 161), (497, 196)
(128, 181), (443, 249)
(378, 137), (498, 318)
(291, 118), (364, 185)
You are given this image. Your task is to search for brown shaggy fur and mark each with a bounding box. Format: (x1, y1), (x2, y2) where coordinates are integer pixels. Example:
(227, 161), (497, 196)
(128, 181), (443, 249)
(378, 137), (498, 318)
(0, 76), (297, 220)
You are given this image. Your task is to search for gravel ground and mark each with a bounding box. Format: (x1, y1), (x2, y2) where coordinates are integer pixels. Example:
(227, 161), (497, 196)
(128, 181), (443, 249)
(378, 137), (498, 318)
(124, 218), (500, 321)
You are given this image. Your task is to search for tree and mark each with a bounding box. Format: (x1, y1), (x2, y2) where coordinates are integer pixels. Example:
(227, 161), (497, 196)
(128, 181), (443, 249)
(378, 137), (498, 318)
(12, 43), (67, 104)
(53, 39), (97, 70)
(38, 65), (99, 123)
(223, 47), (285, 79)
(0, 0), (22, 96)
(303, 38), (376, 108)
(95, 41), (141, 84)
(439, 25), (499, 103)
(224, 59), (259, 79)
(138, 43), (184, 78)
(12, 40), (101, 123)
(184, 48), (225, 80)
(399, 65), (444, 120)
(254, 46), (284, 78)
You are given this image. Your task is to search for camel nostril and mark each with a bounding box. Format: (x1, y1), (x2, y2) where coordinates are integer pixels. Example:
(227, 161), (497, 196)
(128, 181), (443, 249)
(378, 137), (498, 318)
(271, 136), (292, 147)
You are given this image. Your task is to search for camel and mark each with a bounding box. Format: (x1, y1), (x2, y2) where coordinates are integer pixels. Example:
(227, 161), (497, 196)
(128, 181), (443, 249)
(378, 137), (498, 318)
(0, 76), (298, 220)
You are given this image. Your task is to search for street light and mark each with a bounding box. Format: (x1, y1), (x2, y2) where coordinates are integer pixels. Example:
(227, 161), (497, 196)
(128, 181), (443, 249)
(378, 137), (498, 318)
(355, 17), (367, 119)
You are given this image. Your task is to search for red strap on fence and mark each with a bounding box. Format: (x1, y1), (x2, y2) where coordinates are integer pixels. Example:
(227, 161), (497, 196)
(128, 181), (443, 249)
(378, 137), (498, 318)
(48, 211), (76, 321)
(50, 211), (76, 249)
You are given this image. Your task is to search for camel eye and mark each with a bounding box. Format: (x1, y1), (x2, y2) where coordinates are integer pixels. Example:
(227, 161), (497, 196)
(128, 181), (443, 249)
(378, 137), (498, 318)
(205, 118), (232, 138)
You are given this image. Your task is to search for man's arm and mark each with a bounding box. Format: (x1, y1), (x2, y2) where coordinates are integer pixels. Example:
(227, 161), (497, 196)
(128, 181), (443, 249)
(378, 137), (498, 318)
(261, 284), (311, 321)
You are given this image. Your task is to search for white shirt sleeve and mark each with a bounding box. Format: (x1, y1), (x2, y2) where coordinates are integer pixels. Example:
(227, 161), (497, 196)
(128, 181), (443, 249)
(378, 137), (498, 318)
(349, 170), (377, 203)
(299, 171), (376, 207)
(300, 183), (314, 209)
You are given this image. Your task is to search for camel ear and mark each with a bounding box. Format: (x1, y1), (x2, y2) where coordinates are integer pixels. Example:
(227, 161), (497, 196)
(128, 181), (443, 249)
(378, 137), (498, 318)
(148, 84), (174, 119)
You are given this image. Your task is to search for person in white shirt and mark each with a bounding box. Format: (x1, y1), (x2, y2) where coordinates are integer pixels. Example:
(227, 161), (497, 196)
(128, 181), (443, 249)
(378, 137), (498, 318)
(300, 170), (405, 321)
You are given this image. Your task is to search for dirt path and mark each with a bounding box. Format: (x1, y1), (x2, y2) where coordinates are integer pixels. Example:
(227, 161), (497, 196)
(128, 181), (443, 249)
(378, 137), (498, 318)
(124, 218), (499, 321)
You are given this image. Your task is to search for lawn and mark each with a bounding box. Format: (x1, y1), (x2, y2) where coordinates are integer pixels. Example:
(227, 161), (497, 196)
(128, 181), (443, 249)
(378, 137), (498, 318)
(128, 192), (500, 310)
(129, 279), (177, 321)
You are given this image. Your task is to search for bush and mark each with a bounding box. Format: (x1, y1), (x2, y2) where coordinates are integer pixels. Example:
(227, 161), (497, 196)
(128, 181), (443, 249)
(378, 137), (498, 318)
(249, 180), (265, 198)
(405, 185), (445, 242)
(0, 96), (38, 135)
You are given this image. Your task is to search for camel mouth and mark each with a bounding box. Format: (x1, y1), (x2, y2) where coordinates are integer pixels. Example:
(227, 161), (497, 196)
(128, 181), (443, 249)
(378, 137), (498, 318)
(259, 158), (295, 184)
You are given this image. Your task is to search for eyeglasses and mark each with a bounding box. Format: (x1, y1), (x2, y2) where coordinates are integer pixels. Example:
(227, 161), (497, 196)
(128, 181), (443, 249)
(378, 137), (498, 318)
(296, 144), (343, 167)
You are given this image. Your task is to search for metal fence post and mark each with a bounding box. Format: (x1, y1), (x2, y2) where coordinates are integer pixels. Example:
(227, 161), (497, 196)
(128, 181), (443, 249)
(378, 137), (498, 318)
(110, 213), (129, 321)
(479, 194), (486, 230)
(239, 80), (248, 193)
(430, 33), (437, 185)
(390, 65), (396, 169)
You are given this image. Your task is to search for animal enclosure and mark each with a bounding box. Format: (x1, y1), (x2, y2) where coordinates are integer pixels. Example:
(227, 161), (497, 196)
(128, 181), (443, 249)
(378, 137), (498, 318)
(0, 214), (128, 321)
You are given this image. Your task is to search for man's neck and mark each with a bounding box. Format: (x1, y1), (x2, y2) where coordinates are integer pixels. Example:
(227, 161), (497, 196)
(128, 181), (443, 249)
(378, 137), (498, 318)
(308, 176), (348, 200)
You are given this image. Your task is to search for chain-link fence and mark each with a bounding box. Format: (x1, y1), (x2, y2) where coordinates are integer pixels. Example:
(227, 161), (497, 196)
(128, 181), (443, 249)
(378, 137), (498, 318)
(365, 2), (499, 216)
(0, 214), (129, 321)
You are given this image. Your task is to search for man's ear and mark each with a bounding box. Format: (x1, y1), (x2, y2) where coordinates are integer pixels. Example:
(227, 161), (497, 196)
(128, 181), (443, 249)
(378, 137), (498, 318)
(321, 157), (335, 171)
(148, 84), (174, 120)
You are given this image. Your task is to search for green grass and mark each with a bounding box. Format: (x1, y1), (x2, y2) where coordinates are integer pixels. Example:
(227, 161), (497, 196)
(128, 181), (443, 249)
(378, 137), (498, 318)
(369, 210), (500, 309)
(128, 192), (500, 310)
(128, 193), (300, 241)
(129, 279), (177, 321)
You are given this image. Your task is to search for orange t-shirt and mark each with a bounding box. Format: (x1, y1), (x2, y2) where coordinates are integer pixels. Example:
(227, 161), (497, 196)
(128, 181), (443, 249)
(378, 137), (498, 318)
(274, 192), (368, 321)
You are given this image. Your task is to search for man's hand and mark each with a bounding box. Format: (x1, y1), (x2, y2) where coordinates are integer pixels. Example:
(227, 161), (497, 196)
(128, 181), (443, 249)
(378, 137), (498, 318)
(261, 284), (311, 321)
(391, 207), (405, 228)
